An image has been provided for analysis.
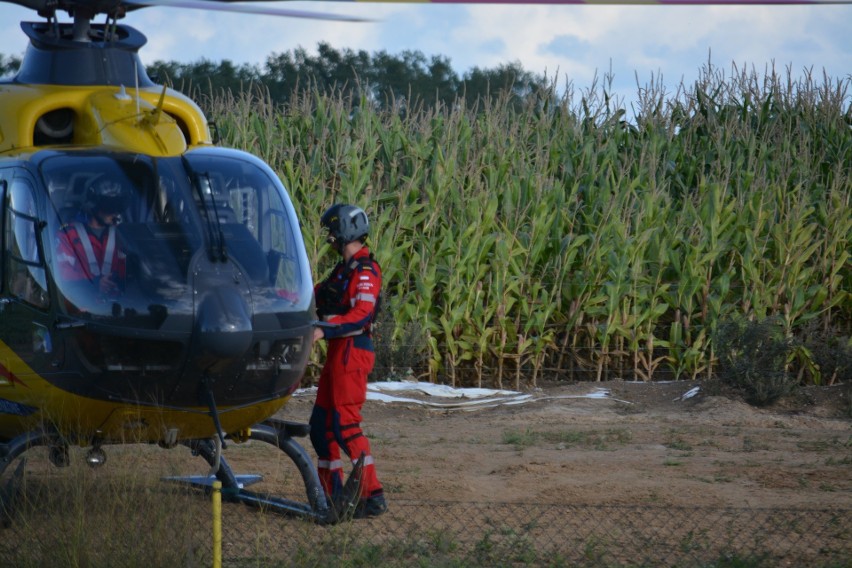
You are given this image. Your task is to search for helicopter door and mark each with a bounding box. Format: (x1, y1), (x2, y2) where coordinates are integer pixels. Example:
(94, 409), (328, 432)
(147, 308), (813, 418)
(0, 169), (59, 377)
(5, 174), (49, 309)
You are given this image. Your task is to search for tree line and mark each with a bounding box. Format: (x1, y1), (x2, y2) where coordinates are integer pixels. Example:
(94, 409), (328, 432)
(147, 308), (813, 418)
(0, 54), (22, 77)
(1, 44), (551, 110)
(149, 43), (551, 111)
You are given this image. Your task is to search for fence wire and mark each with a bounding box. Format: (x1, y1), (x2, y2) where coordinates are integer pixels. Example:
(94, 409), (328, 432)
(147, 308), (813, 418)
(220, 501), (849, 567)
(1, 500), (849, 567)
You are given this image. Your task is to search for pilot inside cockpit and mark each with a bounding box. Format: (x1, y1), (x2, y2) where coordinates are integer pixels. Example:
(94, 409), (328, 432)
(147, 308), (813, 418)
(55, 176), (129, 297)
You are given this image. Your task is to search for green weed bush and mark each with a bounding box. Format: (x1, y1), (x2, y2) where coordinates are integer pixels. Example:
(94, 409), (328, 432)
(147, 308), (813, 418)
(714, 317), (799, 406)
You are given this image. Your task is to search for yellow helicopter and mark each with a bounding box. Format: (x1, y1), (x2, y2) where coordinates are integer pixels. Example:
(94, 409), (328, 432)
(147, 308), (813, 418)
(1, 0), (845, 524)
(0, 0), (383, 522)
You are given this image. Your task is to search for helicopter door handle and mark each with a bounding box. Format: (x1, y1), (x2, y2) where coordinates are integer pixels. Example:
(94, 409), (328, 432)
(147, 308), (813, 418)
(55, 319), (87, 330)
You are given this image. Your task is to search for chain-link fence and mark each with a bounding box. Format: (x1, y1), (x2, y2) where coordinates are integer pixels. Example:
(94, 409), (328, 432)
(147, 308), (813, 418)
(213, 501), (850, 567)
(2, 499), (849, 567)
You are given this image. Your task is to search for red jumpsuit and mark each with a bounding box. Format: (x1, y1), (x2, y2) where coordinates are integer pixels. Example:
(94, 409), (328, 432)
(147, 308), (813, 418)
(55, 222), (126, 288)
(57, 221), (127, 281)
(310, 246), (383, 502)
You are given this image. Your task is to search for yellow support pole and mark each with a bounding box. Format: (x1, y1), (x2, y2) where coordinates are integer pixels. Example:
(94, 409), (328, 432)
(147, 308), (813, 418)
(212, 480), (222, 568)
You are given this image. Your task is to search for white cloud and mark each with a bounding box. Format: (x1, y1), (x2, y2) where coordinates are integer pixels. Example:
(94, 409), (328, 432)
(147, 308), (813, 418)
(1, 2), (850, 104)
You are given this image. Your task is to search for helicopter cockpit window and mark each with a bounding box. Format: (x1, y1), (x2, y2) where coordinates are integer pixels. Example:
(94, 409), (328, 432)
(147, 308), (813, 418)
(6, 177), (49, 308)
(37, 151), (311, 324)
(40, 154), (202, 319)
(183, 153), (311, 307)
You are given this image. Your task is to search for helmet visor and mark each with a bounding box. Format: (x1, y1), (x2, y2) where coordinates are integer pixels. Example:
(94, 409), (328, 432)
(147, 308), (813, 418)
(97, 195), (126, 214)
(91, 179), (128, 213)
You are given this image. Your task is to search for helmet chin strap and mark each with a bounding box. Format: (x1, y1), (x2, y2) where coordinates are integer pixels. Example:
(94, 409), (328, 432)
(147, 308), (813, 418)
(326, 234), (345, 254)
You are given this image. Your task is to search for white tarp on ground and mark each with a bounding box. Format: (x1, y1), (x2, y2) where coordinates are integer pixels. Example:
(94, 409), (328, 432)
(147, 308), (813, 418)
(295, 381), (627, 410)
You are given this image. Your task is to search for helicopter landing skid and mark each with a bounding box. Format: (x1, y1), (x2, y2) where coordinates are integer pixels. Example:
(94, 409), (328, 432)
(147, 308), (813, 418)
(0, 457), (27, 527)
(163, 473), (264, 488)
(177, 418), (361, 524)
(0, 428), (65, 522)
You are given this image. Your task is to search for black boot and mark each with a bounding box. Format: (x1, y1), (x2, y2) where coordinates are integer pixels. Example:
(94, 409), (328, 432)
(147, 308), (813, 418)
(354, 493), (388, 519)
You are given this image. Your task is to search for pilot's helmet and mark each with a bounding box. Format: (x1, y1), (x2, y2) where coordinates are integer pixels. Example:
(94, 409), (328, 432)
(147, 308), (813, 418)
(321, 203), (369, 246)
(85, 176), (129, 215)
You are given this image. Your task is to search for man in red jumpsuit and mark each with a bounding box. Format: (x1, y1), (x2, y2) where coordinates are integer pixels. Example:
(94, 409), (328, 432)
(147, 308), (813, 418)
(55, 177), (128, 298)
(310, 203), (387, 519)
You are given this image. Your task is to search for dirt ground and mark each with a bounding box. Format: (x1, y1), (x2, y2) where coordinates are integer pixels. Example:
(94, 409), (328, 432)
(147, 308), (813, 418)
(2, 379), (851, 568)
(278, 380), (852, 510)
(4, 379), (849, 514)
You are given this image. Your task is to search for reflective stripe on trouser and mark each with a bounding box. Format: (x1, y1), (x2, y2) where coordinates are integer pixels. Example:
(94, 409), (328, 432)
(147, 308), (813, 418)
(310, 407), (383, 500)
(309, 339), (383, 500)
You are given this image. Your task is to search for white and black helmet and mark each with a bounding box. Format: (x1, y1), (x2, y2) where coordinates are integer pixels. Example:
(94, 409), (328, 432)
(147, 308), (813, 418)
(84, 176), (128, 214)
(321, 204), (369, 246)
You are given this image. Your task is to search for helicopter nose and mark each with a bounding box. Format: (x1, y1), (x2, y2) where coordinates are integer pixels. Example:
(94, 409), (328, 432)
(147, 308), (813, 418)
(195, 287), (253, 359)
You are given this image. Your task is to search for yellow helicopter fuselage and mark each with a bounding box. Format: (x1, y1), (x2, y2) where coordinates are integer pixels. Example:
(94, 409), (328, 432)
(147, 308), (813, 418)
(0, 13), (325, 523)
(0, 81), (210, 156)
(0, 36), (314, 449)
(0, 339), (289, 444)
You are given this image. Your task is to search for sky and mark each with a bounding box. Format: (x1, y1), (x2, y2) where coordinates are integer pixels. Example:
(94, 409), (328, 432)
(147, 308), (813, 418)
(1, 1), (851, 106)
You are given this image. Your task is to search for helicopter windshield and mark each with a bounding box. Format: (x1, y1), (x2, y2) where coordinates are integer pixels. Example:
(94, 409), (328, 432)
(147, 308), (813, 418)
(39, 151), (313, 326)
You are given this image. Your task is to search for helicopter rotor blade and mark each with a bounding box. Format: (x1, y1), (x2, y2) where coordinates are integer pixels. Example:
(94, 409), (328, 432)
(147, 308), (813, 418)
(290, 0), (852, 4)
(314, 0), (852, 4)
(2, 0), (851, 24)
(122, 0), (372, 20)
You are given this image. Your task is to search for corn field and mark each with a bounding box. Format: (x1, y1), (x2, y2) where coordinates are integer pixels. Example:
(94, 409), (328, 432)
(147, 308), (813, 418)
(206, 62), (852, 389)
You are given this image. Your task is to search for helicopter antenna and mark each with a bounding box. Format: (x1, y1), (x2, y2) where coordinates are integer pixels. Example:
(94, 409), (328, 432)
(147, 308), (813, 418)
(134, 60), (140, 116)
(151, 84), (168, 124)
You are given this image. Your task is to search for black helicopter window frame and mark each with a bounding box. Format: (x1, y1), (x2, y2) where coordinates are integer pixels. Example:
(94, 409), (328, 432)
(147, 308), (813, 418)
(6, 175), (50, 310)
(0, 178), (6, 293)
